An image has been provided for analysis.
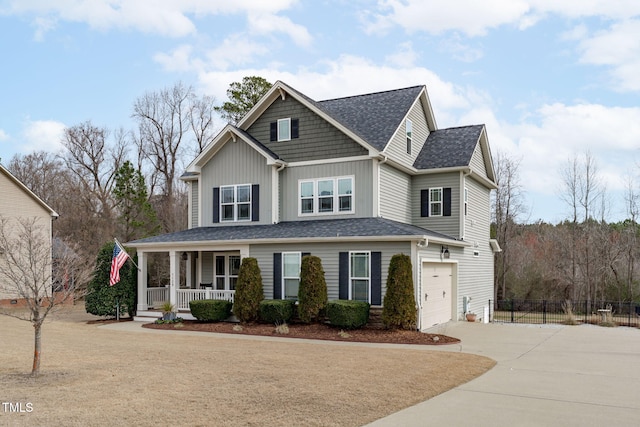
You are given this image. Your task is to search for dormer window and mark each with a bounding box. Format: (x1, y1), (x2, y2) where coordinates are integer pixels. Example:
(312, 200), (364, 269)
(270, 118), (299, 142)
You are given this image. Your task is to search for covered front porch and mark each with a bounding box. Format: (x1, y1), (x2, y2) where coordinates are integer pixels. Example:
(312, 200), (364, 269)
(134, 244), (249, 320)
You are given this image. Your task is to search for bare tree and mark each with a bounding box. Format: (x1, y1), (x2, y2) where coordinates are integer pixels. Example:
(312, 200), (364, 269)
(0, 216), (91, 376)
(188, 93), (219, 155)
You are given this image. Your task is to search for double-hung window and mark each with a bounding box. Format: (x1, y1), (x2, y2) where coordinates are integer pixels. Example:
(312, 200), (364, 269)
(350, 252), (370, 303)
(220, 184), (251, 222)
(429, 188), (443, 217)
(299, 176), (353, 215)
(282, 252), (301, 300)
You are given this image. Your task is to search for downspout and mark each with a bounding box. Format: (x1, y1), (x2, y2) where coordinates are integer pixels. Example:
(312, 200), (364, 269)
(461, 168), (472, 240)
(274, 161), (286, 224)
(416, 237), (428, 331)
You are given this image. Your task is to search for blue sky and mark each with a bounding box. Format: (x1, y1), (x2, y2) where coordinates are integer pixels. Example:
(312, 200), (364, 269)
(1, 0), (640, 223)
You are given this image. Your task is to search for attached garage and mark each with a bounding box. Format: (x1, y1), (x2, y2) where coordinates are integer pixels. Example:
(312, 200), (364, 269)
(420, 261), (455, 330)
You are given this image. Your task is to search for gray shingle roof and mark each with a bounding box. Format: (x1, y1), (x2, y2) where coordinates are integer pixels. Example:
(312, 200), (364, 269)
(413, 125), (484, 170)
(127, 217), (456, 246)
(317, 86), (424, 151)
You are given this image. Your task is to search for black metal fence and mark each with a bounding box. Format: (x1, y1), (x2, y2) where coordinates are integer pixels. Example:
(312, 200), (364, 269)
(489, 299), (640, 327)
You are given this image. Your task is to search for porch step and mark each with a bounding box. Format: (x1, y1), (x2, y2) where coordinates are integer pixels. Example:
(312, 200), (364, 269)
(368, 307), (384, 328)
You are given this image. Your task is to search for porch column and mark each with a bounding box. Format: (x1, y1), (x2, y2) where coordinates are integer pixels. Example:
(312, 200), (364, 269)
(169, 250), (179, 307)
(136, 251), (148, 312)
(186, 253), (193, 289)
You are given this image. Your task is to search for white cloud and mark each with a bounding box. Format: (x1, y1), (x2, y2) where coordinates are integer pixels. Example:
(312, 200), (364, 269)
(247, 12), (312, 47)
(0, 129), (8, 141)
(20, 119), (66, 154)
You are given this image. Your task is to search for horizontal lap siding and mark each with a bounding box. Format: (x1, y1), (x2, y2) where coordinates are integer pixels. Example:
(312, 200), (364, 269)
(411, 172), (461, 238)
(249, 241), (411, 302)
(379, 164), (411, 223)
(248, 97), (368, 162)
(191, 182), (199, 228)
(280, 160), (374, 221)
(456, 177), (493, 318)
(470, 143), (488, 179)
(200, 138), (273, 226)
(384, 98), (430, 166)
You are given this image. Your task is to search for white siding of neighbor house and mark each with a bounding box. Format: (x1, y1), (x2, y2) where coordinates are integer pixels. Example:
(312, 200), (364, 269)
(383, 97), (430, 167)
(199, 137), (274, 226)
(279, 159), (374, 221)
(249, 241), (411, 302)
(379, 163), (412, 223)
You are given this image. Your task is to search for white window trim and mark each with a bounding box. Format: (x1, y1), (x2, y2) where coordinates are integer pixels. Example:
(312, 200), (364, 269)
(298, 176), (355, 216)
(429, 187), (443, 217)
(406, 119), (412, 155)
(220, 184), (252, 222)
(349, 251), (371, 304)
(282, 252), (302, 300)
(278, 118), (291, 142)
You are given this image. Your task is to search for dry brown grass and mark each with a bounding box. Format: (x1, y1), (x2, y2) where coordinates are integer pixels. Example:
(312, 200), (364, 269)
(1, 306), (495, 427)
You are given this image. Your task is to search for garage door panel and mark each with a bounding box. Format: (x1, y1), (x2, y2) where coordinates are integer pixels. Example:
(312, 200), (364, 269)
(421, 263), (453, 329)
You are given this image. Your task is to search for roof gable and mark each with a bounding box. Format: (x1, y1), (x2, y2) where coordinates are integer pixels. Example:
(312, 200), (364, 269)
(0, 164), (58, 218)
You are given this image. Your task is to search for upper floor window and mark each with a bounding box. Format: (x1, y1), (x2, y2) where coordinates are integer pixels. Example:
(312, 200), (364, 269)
(429, 188), (442, 217)
(270, 118), (299, 142)
(220, 184), (251, 222)
(299, 176), (354, 216)
(406, 119), (412, 155)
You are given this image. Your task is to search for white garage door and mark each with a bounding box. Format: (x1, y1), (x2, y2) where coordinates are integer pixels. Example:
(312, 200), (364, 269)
(421, 262), (453, 330)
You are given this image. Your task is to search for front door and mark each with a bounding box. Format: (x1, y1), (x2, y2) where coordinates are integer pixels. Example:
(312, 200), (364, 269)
(214, 253), (241, 290)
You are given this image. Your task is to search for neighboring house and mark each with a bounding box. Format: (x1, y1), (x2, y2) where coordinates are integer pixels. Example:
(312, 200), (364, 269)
(128, 81), (500, 330)
(0, 164), (59, 303)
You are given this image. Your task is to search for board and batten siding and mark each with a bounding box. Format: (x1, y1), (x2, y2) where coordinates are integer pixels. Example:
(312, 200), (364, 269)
(411, 172), (461, 239)
(455, 176), (494, 319)
(379, 163), (412, 223)
(249, 241), (411, 302)
(199, 137), (274, 226)
(247, 95), (368, 163)
(279, 159), (374, 221)
(383, 97), (430, 166)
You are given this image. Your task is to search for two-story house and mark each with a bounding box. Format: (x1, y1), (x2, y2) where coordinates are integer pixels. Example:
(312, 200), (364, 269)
(0, 164), (59, 304)
(128, 81), (499, 330)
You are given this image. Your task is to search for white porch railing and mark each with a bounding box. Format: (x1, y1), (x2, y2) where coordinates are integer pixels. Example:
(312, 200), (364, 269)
(176, 289), (235, 311)
(147, 287), (169, 308)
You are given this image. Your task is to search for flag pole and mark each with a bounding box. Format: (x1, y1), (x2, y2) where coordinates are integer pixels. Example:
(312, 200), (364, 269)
(114, 238), (140, 271)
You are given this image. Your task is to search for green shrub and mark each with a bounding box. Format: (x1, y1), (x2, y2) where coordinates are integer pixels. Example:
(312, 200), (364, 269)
(189, 299), (232, 322)
(85, 241), (137, 318)
(297, 255), (328, 323)
(327, 300), (370, 329)
(259, 300), (295, 324)
(233, 257), (264, 322)
(382, 253), (417, 330)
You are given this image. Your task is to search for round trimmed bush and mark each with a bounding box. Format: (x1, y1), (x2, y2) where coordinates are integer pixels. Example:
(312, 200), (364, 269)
(382, 253), (417, 330)
(327, 300), (370, 329)
(259, 300), (295, 324)
(189, 299), (232, 322)
(233, 257), (264, 322)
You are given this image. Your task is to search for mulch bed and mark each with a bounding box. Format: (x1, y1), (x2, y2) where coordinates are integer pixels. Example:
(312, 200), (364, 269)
(142, 320), (460, 345)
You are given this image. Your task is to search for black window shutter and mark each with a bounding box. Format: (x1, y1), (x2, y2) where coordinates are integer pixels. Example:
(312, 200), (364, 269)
(339, 252), (349, 299)
(420, 189), (429, 217)
(371, 252), (382, 305)
(270, 122), (277, 141)
(291, 118), (299, 139)
(213, 187), (220, 223)
(443, 188), (452, 217)
(251, 184), (259, 222)
(302, 252), (311, 258)
(273, 253), (282, 299)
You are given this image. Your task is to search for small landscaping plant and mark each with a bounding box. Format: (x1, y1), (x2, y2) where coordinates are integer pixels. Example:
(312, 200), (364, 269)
(297, 255), (328, 323)
(189, 299), (232, 322)
(233, 257), (264, 322)
(259, 300), (295, 324)
(154, 317), (183, 325)
(382, 253), (417, 330)
(327, 300), (370, 329)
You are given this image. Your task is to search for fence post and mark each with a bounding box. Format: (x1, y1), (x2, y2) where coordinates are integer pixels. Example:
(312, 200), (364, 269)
(543, 300), (547, 324)
(585, 300), (588, 323)
(511, 300), (514, 323)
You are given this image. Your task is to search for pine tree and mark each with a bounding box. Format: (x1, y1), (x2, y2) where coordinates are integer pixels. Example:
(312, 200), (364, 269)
(233, 257), (263, 322)
(298, 255), (328, 323)
(382, 254), (417, 329)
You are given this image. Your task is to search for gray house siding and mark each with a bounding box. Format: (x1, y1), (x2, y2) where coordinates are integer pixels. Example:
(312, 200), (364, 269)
(249, 241), (412, 303)
(199, 137), (273, 226)
(191, 181), (199, 227)
(470, 143), (488, 179)
(456, 177), (493, 319)
(247, 96), (369, 163)
(379, 163), (412, 223)
(279, 160), (374, 221)
(384, 98), (430, 166)
(412, 172), (461, 238)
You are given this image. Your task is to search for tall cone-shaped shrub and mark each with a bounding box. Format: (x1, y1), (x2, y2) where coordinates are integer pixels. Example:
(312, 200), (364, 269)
(298, 255), (328, 323)
(233, 257), (263, 322)
(382, 253), (417, 329)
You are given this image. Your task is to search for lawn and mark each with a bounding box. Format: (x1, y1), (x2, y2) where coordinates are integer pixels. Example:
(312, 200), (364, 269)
(1, 306), (495, 427)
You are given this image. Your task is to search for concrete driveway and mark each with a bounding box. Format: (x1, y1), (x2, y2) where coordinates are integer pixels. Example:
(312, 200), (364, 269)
(366, 322), (640, 427)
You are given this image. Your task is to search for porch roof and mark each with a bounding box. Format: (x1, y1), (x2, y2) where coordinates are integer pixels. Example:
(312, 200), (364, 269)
(126, 217), (462, 248)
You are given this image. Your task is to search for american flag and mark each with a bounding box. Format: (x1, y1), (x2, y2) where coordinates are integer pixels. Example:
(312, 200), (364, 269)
(109, 240), (130, 286)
